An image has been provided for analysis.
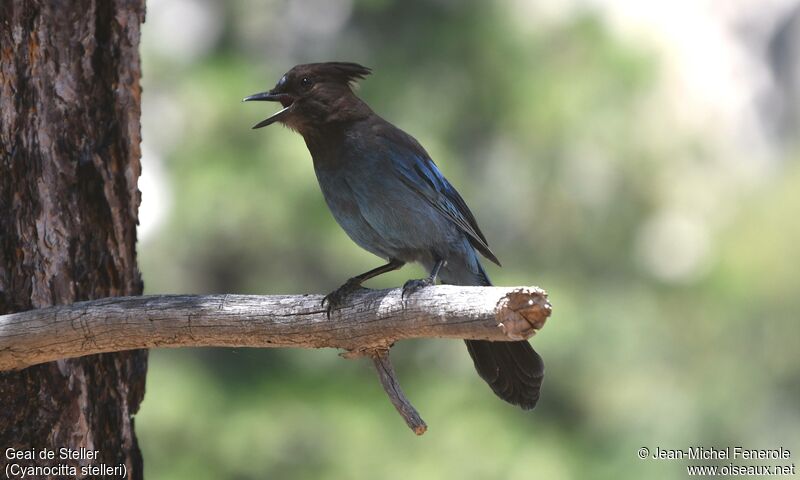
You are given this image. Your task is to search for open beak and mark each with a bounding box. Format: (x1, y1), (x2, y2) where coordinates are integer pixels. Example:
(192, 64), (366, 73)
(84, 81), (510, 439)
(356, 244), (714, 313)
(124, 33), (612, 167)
(242, 91), (294, 129)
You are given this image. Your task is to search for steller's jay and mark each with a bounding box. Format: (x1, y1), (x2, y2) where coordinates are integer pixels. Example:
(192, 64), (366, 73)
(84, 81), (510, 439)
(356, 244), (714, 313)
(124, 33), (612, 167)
(244, 62), (543, 410)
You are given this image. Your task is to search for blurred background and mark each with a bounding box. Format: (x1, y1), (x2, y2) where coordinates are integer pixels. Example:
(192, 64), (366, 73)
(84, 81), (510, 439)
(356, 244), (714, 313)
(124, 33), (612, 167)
(135, 0), (800, 478)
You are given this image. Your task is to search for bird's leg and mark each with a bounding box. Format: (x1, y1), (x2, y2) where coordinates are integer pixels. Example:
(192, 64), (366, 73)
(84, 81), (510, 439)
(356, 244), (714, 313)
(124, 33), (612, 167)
(323, 259), (405, 317)
(402, 259), (446, 299)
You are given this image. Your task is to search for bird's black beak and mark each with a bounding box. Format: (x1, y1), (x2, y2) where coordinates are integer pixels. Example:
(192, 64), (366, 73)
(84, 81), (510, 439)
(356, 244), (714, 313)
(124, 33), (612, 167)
(242, 90), (294, 129)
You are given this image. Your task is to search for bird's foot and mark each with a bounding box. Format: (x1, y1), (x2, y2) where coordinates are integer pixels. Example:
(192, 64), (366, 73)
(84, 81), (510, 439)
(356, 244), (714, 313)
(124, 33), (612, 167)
(322, 278), (363, 318)
(402, 277), (435, 299)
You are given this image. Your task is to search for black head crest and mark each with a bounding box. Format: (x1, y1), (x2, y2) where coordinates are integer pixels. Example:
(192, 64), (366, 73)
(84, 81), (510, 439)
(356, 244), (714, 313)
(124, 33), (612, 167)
(326, 62), (372, 84)
(291, 62), (372, 86)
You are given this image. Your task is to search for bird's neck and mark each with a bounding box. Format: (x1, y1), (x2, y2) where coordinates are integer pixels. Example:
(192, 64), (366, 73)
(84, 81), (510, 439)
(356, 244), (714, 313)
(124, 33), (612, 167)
(302, 123), (351, 168)
(301, 111), (375, 169)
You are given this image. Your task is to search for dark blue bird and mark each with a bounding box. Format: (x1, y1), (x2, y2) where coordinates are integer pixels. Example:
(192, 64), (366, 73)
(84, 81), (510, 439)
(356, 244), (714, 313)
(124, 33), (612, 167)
(244, 62), (543, 410)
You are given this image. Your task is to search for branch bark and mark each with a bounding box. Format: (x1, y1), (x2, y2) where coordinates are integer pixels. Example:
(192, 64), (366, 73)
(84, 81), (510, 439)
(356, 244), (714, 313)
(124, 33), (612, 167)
(0, 285), (551, 433)
(371, 349), (427, 435)
(0, 285), (550, 370)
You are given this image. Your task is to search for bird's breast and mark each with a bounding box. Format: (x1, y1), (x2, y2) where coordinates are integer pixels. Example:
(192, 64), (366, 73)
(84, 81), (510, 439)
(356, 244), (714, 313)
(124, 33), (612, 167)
(312, 162), (395, 259)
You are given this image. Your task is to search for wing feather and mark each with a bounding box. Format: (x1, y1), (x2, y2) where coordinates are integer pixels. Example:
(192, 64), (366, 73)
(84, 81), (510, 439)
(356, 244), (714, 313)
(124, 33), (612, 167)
(376, 123), (501, 266)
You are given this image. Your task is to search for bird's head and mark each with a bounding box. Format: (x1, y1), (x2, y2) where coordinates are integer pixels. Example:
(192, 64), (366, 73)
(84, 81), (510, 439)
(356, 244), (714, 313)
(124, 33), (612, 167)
(243, 62), (372, 133)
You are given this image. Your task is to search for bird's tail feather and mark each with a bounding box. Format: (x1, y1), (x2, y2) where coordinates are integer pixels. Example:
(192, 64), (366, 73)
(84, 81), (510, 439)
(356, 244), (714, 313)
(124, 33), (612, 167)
(464, 338), (544, 410)
(441, 260), (544, 410)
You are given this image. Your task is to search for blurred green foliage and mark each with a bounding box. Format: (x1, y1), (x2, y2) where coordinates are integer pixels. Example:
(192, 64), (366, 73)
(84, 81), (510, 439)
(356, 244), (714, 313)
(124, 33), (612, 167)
(136, 1), (799, 479)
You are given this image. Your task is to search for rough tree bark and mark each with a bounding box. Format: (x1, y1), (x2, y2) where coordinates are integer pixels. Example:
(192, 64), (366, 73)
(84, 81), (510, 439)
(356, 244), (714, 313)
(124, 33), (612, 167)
(0, 2), (147, 479)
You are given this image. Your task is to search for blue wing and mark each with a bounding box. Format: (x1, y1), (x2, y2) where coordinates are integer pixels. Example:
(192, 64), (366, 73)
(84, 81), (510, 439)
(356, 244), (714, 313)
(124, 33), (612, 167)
(376, 123), (501, 266)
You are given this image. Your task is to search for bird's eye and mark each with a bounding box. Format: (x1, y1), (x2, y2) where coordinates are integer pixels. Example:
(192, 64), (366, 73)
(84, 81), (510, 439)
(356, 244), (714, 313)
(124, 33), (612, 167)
(300, 77), (313, 88)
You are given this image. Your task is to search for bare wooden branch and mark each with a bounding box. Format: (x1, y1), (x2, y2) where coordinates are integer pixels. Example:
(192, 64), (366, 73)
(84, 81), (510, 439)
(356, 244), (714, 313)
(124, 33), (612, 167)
(0, 286), (550, 371)
(0, 285), (551, 434)
(370, 349), (428, 435)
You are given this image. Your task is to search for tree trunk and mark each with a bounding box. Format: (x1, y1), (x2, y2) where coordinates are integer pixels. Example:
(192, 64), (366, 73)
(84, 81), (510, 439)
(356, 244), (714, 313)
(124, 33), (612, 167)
(0, 2), (147, 479)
